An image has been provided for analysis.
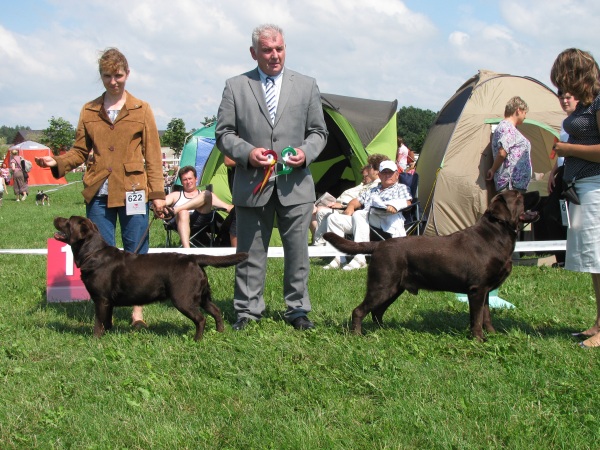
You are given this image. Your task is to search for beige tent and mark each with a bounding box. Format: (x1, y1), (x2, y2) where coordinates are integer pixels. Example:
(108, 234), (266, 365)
(417, 70), (565, 236)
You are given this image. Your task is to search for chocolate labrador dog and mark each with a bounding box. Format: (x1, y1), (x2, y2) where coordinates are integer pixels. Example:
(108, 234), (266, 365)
(323, 190), (539, 341)
(53, 215), (248, 340)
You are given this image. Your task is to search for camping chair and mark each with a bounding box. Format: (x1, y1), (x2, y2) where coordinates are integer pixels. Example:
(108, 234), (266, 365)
(164, 208), (227, 248)
(398, 171), (422, 236)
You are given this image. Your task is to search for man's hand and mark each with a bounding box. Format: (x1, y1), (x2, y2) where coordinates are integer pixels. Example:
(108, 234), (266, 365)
(284, 148), (305, 168)
(249, 148), (275, 168)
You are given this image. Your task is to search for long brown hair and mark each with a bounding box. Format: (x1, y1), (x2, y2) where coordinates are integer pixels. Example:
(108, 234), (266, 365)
(550, 48), (600, 106)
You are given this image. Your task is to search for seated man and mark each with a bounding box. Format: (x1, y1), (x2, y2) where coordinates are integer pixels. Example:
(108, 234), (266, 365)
(311, 153), (388, 245)
(164, 165), (233, 248)
(324, 160), (412, 271)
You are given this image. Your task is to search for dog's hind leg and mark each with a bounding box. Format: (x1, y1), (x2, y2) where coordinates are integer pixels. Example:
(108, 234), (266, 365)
(351, 287), (397, 334)
(199, 287), (224, 333)
(371, 291), (402, 327)
(175, 300), (207, 341)
(351, 303), (370, 335)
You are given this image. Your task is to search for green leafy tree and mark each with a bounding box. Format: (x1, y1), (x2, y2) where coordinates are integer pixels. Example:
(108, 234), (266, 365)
(162, 118), (187, 158)
(396, 106), (437, 154)
(0, 125), (31, 144)
(41, 117), (75, 155)
(0, 136), (9, 159)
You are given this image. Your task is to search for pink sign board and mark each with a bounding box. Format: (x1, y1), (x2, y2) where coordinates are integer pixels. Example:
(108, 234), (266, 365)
(46, 238), (90, 302)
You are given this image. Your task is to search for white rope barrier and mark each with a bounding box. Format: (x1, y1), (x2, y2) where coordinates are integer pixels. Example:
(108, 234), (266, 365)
(0, 240), (567, 256)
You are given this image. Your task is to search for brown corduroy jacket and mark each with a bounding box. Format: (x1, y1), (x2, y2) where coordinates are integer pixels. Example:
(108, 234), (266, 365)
(53, 91), (165, 207)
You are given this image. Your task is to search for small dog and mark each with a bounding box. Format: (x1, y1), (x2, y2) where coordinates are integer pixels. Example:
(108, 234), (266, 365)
(323, 190), (540, 341)
(36, 190), (50, 206)
(53, 215), (248, 340)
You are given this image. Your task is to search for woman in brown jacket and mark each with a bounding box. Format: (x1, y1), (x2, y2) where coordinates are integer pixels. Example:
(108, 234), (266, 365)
(36, 48), (165, 327)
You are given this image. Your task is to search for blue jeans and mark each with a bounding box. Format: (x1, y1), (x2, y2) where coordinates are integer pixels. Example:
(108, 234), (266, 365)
(86, 196), (150, 254)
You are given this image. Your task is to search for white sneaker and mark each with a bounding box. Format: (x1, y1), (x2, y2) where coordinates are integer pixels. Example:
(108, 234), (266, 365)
(342, 258), (367, 271)
(323, 257), (345, 270)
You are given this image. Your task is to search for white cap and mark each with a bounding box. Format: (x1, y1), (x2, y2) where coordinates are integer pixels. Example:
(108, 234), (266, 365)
(379, 160), (398, 172)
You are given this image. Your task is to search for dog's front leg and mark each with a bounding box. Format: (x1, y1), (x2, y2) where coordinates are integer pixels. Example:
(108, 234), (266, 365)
(105, 305), (114, 331)
(482, 293), (496, 334)
(467, 292), (486, 342)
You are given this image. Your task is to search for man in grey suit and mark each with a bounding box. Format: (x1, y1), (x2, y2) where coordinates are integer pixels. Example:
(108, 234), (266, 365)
(216, 23), (328, 331)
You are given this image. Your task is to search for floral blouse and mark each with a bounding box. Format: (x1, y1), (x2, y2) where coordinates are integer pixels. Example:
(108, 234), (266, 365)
(491, 119), (532, 191)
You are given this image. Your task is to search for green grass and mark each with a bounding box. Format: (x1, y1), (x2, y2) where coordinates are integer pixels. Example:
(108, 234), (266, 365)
(1, 177), (599, 448)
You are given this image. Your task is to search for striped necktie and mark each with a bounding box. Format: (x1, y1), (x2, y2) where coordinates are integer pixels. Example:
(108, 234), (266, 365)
(265, 77), (277, 123)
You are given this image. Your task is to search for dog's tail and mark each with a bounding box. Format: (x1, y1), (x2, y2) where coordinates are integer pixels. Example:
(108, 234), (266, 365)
(194, 252), (249, 268)
(323, 232), (379, 255)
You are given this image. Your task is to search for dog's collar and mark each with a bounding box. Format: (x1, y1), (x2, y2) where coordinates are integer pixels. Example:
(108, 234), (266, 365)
(484, 211), (518, 236)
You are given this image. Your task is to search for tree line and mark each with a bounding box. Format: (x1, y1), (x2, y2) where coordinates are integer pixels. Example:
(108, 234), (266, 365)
(0, 107), (437, 158)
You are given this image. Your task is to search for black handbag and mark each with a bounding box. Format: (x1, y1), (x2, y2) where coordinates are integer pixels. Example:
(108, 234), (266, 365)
(557, 165), (581, 205)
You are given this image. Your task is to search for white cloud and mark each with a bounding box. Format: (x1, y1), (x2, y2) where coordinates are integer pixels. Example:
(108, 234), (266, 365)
(449, 31), (470, 47)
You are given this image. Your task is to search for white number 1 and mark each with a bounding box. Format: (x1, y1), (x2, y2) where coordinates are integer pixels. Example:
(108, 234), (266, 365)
(61, 245), (74, 276)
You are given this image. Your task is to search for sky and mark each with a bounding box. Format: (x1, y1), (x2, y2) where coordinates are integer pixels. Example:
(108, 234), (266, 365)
(0, 0), (597, 131)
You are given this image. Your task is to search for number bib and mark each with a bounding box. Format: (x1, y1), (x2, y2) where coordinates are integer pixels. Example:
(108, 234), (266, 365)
(126, 190), (146, 215)
(559, 199), (570, 228)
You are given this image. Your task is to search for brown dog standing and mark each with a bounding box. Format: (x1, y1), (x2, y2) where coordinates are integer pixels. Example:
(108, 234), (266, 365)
(53, 216), (247, 340)
(323, 190), (539, 341)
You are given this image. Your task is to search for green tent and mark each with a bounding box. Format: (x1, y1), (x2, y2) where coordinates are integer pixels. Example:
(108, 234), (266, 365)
(176, 93), (398, 203)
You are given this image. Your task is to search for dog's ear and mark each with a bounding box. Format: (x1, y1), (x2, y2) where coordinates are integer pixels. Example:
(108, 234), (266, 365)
(86, 219), (99, 233)
(80, 218), (99, 236)
(487, 191), (513, 222)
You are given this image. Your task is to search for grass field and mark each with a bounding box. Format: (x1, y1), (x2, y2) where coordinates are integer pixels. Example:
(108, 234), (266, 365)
(1, 174), (599, 449)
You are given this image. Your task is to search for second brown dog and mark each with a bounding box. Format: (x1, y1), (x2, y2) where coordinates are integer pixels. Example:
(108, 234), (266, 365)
(323, 190), (539, 341)
(54, 215), (248, 340)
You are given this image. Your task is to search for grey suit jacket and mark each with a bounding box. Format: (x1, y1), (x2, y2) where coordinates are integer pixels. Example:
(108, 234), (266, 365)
(216, 68), (328, 207)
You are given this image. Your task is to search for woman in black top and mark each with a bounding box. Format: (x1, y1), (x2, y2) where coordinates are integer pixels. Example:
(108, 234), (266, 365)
(551, 48), (600, 348)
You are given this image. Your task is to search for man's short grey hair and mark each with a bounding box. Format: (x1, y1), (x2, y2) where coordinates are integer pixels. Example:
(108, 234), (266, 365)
(252, 24), (285, 50)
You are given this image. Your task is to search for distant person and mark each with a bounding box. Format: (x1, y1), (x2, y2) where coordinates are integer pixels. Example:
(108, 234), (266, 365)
(223, 155), (238, 247)
(311, 153), (388, 246)
(10, 149), (28, 201)
(35, 47), (165, 329)
(1, 162), (10, 185)
(549, 90), (579, 185)
(395, 137), (414, 171)
(324, 160), (412, 270)
(0, 170), (5, 206)
(486, 96), (532, 193)
(164, 165), (233, 248)
(215, 23), (328, 331)
(545, 90), (579, 267)
(550, 48), (600, 348)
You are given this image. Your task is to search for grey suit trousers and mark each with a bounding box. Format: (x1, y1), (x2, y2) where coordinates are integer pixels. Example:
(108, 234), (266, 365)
(234, 191), (312, 321)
